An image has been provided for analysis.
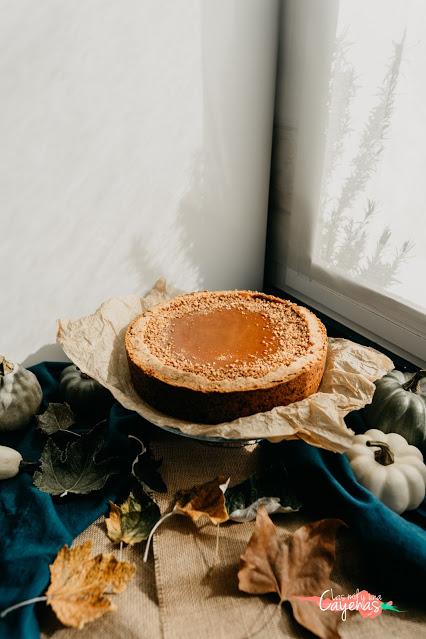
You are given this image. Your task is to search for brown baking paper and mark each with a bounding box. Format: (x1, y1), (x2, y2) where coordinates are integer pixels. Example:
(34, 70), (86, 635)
(56, 279), (394, 452)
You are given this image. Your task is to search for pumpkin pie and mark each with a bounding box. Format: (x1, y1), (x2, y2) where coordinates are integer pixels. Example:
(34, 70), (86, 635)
(125, 290), (327, 424)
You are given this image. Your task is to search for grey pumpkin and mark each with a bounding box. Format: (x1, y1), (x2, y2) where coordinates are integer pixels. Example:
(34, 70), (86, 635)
(364, 369), (426, 450)
(59, 365), (113, 418)
(0, 355), (43, 431)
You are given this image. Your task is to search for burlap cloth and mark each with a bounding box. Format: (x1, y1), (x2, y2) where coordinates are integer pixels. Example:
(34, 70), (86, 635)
(41, 431), (426, 639)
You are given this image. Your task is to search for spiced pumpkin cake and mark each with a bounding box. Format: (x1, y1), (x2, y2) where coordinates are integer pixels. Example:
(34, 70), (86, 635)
(125, 290), (327, 424)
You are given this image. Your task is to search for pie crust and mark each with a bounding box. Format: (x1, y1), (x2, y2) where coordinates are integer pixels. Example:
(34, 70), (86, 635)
(125, 290), (327, 424)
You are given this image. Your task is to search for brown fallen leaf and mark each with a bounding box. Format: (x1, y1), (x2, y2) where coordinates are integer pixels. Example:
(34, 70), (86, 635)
(143, 476), (230, 562)
(238, 506), (345, 639)
(45, 540), (135, 629)
(174, 475), (230, 525)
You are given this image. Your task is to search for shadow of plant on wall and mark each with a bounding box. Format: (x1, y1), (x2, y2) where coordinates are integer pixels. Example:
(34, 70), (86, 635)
(319, 30), (414, 290)
(127, 152), (205, 293)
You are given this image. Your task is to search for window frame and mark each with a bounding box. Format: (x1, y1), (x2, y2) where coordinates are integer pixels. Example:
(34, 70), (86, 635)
(266, 0), (426, 367)
(266, 283), (419, 374)
(268, 261), (425, 367)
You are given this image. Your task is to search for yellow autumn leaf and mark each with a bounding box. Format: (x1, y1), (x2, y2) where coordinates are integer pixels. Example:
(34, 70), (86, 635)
(45, 540), (135, 629)
(105, 492), (161, 546)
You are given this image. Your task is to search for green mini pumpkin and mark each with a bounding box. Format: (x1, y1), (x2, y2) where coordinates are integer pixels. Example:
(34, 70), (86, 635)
(364, 369), (426, 450)
(59, 365), (113, 419)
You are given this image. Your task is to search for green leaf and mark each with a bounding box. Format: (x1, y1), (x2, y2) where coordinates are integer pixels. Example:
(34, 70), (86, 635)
(130, 436), (167, 493)
(225, 462), (302, 522)
(105, 491), (161, 545)
(33, 430), (120, 496)
(36, 403), (76, 435)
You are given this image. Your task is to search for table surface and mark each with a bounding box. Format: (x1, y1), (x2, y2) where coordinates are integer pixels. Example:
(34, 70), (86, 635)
(39, 431), (425, 639)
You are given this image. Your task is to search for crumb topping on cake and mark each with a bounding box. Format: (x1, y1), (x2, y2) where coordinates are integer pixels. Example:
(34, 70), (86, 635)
(141, 291), (312, 381)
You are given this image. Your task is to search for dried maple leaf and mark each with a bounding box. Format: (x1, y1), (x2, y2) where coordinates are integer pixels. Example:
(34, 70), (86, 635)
(238, 506), (345, 639)
(173, 476), (230, 525)
(45, 540), (135, 629)
(33, 429), (120, 496)
(130, 435), (167, 492)
(106, 491), (161, 545)
(36, 403), (76, 435)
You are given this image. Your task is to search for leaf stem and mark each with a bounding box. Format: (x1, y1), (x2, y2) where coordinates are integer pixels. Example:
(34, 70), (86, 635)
(213, 524), (220, 566)
(143, 511), (181, 563)
(128, 434), (145, 449)
(93, 418), (108, 428)
(19, 461), (40, 472)
(128, 434), (146, 477)
(66, 430), (81, 438)
(0, 596), (47, 618)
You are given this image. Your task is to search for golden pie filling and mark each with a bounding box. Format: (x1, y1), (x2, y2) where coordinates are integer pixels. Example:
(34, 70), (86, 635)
(125, 291), (327, 424)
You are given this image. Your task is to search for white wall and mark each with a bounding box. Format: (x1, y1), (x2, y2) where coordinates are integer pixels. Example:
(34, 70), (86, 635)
(1, 0), (279, 364)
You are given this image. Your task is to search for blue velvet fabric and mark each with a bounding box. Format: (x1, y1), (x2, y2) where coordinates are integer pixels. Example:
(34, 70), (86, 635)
(0, 363), (138, 639)
(1, 363), (425, 638)
(276, 410), (426, 607)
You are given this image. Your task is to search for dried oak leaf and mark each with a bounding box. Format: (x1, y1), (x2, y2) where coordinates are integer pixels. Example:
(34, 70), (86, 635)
(36, 403), (76, 435)
(106, 491), (161, 545)
(45, 540), (135, 629)
(238, 506), (345, 639)
(174, 476), (230, 524)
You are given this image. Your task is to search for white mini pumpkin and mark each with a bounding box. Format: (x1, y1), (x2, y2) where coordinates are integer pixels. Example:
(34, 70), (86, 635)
(346, 429), (426, 514)
(0, 356), (43, 431)
(0, 445), (23, 479)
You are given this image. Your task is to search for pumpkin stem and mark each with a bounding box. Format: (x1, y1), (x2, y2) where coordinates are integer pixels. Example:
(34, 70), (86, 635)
(0, 356), (14, 377)
(402, 369), (426, 393)
(366, 440), (394, 465)
(74, 366), (91, 380)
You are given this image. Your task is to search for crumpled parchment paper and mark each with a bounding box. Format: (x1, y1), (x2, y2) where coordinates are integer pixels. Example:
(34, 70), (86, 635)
(56, 279), (394, 452)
